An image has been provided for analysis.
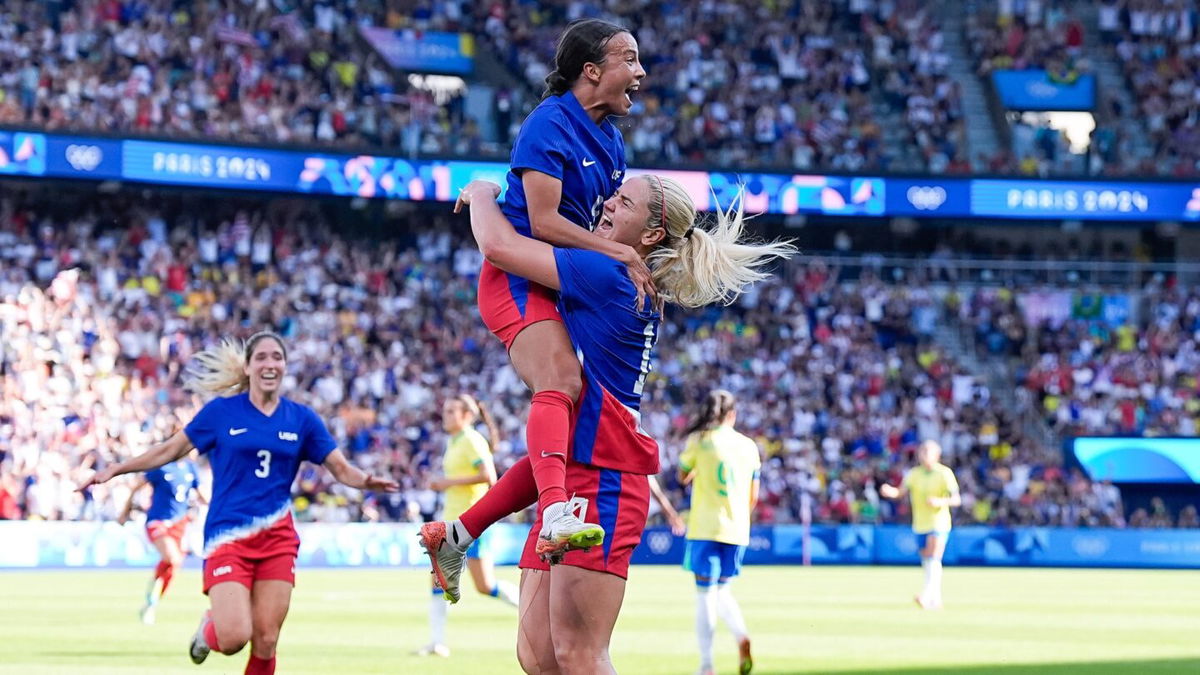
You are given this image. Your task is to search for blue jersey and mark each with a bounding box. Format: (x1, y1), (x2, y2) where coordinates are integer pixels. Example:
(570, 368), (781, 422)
(145, 459), (199, 523)
(503, 91), (626, 237)
(184, 393), (336, 555)
(554, 248), (662, 474)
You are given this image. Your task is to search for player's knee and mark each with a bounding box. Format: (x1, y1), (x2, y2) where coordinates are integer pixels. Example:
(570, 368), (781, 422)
(534, 356), (582, 401)
(217, 626), (251, 655)
(166, 553), (184, 569)
(551, 636), (600, 674)
(517, 632), (557, 674)
(250, 630), (279, 658)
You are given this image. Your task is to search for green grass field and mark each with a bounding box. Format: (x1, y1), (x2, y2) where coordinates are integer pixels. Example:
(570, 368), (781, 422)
(2, 565), (1198, 674)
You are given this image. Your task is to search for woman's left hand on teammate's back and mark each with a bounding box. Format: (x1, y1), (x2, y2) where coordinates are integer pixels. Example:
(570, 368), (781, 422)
(613, 246), (658, 312)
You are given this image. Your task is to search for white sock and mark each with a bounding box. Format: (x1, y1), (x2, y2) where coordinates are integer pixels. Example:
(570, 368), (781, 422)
(928, 559), (943, 605)
(695, 586), (717, 668)
(716, 583), (748, 642)
(490, 580), (520, 608)
(430, 589), (448, 645)
(920, 557), (933, 603)
(447, 519), (475, 552)
(144, 575), (162, 607)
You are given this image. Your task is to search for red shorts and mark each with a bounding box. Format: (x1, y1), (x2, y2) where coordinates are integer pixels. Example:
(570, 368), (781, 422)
(146, 516), (189, 548)
(478, 259), (562, 348)
(202, 515), (299, 594)
(520, 457), (649, 579)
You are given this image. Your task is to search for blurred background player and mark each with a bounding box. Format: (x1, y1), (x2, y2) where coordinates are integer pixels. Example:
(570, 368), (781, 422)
(82, 331), (398, 675)
(880, 440), (961, 610)
(679, 390), (759, 675)
(417, 394), (519, 658)
(118, 451), (208, 625)
(473, 18), (650, 559)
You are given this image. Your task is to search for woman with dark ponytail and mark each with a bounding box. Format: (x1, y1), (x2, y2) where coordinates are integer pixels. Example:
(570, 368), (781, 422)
(444, 18), (649, 583)
(678, 390), (760, 675)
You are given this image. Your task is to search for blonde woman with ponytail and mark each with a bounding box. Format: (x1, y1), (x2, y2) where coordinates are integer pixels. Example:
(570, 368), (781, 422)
(418, 177), (793, 675)
(81, 331), (398, 675)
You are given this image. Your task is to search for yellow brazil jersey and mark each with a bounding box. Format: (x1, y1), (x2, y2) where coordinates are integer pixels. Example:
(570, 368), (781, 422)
(441, 428), (492, 521)
(680, 426), (761, 546)
(902, 463), (959, 533)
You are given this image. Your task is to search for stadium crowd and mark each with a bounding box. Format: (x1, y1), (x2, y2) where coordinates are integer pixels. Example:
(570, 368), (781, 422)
(963, 280), (1200, 441)
(2, 190), (1176, 530)
(0, 0), (968, 173)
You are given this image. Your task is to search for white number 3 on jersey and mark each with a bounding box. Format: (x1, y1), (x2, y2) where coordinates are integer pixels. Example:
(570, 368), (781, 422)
(255, 450), (271, 478)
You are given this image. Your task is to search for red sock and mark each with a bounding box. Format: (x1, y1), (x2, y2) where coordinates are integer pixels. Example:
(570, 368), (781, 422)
(203, 619), (222, 653)
(527, 390), (572, 511)
(155, 560), (175, 596)
(459, 455), (537, 538)
(245, 654), (276, 675)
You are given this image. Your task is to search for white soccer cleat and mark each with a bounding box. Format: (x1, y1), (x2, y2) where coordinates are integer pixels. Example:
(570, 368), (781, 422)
(139, 603), (156, 625)
(535, 500), (605, 563)
(414, 643), (451, 657)
(189, 610), (212, 664)
(419, 522), (466, 603)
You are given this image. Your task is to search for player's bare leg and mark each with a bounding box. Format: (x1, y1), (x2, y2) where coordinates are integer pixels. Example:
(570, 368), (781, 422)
(142, 535), (183, 624)
(548, 565), (625, 675)
(517, 569), (561, 675)
(509, 321), (605, 562)
(191, 582), (252, 664)
(246, 579), (292, 674)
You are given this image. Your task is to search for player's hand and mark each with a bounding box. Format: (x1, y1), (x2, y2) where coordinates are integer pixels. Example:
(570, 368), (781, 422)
(78, 466), (119, 492)
(615, 245), (658, 312)
(363, 475), (400, 492)
(454, 180), (502, 214)
(927, 497), (943, 508)
(879, 484), (899, 500)
(427, 477), (449, 491)
(667, 513), (686, 536)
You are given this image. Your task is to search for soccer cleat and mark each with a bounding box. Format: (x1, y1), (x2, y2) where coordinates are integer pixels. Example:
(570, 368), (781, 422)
(738, 636), (754, 675)
(139, 603), (156, 625)
(419, 522), (466, 604)
(414, 643), (451, 657)
(534, 500), (605, 563)
(189, 610), (212, 664)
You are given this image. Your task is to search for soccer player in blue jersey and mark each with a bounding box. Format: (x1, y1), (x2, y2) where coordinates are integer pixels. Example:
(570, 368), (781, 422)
(424, 177), (793, 674)
(475, 19), (652, 558)
(82, 331), (398, 675)
(118, 453), (207, 625)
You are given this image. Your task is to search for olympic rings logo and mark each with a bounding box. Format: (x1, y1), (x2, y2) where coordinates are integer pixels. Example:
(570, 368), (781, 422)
(65, 144), (103, 172)
(647, 532), (673, 554)
(906, 186), (947, 211)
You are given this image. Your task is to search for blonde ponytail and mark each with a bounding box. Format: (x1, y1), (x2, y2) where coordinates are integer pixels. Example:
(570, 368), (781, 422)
(185, 331), (287, 398)
(644, 177), (796, 308)
(185, 338), (249, 398)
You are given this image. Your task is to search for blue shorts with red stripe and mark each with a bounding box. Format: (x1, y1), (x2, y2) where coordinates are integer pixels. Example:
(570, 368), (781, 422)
(478, 259), (562, 349)
(520, 455), (650, 580)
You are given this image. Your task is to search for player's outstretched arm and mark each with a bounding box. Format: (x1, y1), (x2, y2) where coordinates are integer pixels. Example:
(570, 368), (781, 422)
(457, 180), (562, 291)
(79, 432), (193, 490)
(322, 449), (399, 492)
(879, 483), (905, 500)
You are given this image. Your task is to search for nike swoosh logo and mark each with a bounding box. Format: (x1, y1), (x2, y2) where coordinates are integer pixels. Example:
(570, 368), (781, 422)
(229, 428), (248, 436)
(582, 159), (596, 167)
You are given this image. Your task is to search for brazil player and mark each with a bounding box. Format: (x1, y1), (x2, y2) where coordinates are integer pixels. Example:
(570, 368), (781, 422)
(880, 440), (961, 609)
(119, 453), (208, 625)
(475, 18), (651, 559)
(417, 394), (519, 657)
(82, 331), (398, 675)
(679, 390), (759, 675)
(421, 176), (793, 674)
